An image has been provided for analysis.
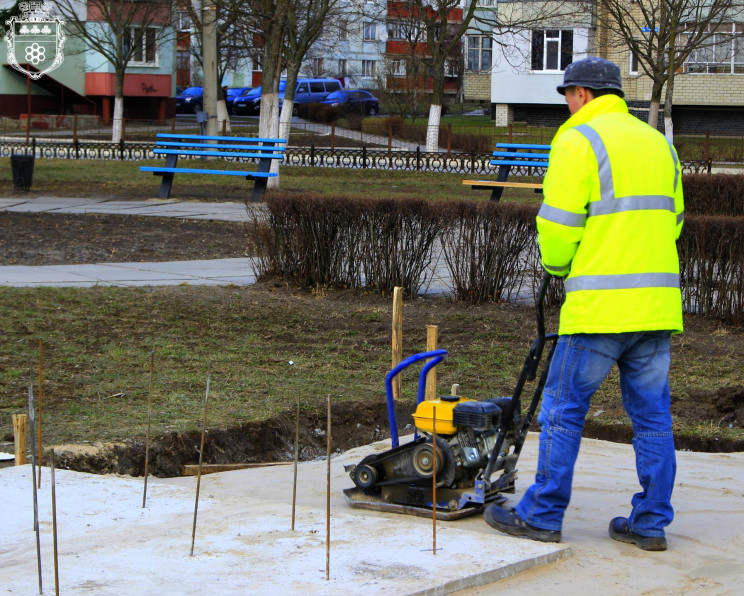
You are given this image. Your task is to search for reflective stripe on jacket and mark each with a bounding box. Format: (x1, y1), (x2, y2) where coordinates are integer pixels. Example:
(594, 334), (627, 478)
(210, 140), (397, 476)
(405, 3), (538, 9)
(537, 94), (684, 335)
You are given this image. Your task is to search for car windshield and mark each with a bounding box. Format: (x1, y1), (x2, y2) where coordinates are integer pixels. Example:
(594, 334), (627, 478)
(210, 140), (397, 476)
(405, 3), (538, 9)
(181, 87), (202, 96)
(239, 88), (254, 96)
(325, 91), (343, 100)
(226, 88), (243, 97)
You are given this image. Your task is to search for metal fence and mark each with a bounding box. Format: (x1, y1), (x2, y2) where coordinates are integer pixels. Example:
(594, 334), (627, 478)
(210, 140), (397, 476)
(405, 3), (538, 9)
(0, 136), (714, 175)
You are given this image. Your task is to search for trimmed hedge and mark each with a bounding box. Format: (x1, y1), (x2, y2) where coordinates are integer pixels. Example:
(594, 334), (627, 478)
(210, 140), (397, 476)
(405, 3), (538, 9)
(683, 174), (744, 217)
(250, 194), (744, 324)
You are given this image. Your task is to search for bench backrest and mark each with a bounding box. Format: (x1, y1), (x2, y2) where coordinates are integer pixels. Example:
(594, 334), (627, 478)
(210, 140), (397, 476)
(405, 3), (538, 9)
(491, 142), (551, 169)
(153, 133), (287, 160)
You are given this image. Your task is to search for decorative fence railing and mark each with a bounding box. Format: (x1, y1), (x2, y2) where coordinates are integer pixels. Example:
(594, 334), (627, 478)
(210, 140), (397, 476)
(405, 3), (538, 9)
(0, 137), (714, 176)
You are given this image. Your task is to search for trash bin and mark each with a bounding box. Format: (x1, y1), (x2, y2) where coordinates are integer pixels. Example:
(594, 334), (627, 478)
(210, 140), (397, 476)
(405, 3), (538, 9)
(11, 154), (35, 191)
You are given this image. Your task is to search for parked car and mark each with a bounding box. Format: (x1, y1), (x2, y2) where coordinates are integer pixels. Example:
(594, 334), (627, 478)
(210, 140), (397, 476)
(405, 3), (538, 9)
(175, 86), (203, 113)
(233, 85), (269, 115)
(321, 89), (380, 116)
(225, 87), (252, 114)
(232, 78), (344, 115)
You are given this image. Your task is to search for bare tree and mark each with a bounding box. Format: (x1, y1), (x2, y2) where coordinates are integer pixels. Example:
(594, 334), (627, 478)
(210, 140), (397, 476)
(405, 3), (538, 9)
(179, 0), (250, 132)
(587, 0), (744, 138)
(278, 0), (338, 141)
(51, 0), (175, 142)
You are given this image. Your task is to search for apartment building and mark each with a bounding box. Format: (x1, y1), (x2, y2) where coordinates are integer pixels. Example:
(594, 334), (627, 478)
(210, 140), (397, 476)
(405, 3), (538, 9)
(465, 1), (744, 133)
(1, 0), (177, 120)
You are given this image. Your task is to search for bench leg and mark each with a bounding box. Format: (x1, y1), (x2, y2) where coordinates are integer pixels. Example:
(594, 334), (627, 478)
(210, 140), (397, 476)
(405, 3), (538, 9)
(157, 153), (179, 199)
(490, 165), (511, 202)
(250, 177), (268, 202)
(158, 173), (175, 199)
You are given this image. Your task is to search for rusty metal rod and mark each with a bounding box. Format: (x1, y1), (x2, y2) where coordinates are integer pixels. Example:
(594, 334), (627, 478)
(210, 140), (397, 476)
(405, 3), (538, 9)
(38, 339), (43, 489)
(51, 448), (60, 596)
(325, 394), (331, 582)
(190, 367), (211, 556)
(432, 406), (437, 555)
(142, 351), (155, 508)
(28, 371), (42, 595)
(291, 387), (300, 531)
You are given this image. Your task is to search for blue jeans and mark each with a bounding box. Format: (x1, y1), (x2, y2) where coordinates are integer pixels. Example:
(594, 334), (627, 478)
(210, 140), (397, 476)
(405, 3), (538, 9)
(515, 331), (676, 538)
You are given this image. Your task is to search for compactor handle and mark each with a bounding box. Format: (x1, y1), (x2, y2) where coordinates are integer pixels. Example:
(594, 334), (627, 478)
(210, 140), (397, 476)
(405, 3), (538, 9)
(385, 349), (448, 448)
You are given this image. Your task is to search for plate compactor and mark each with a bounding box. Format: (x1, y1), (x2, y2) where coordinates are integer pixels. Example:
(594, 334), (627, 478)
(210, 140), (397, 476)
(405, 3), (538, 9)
(344, 274), (558, 520)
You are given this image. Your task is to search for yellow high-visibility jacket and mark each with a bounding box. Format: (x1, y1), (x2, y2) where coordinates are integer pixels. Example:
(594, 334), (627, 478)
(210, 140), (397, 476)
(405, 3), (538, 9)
(537, 94), (684, 335)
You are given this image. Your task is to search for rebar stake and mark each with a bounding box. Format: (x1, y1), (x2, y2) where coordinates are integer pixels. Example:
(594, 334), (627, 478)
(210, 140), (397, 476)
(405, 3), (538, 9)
(291, 384), (300, 531)
(190, 367), (211, 556)
(37, 339), (43, 488)
(143, 351), (155, 508)
(28, 372), (42, 595)
(51, 448), (60, 596)
(325, 394), (331, 581)
(432, 406), (437, 555)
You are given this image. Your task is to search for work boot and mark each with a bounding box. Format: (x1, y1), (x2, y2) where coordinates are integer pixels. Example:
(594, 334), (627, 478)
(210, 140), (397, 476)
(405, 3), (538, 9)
(483, 504), (561, 543)
(608, 517), (667, 551)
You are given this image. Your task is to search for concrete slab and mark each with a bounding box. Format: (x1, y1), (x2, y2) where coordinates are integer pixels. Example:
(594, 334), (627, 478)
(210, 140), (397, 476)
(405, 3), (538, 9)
(0, 441), (569, 595)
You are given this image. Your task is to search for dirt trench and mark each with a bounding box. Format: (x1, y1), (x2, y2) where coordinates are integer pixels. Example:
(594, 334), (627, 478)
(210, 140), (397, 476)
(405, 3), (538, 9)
(49, 392), (744, 478)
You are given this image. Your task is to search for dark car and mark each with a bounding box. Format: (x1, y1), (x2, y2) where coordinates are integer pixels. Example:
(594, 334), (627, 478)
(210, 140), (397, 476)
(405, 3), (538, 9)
(232, 86), (267, 115)
(321, 89), (379, 116)
(175, 86), (203, 113)
(225, 87), (252, 114)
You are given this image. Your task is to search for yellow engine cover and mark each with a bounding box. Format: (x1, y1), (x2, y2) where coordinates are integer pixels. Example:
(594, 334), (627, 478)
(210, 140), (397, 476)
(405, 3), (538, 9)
(412, 397), (472, 435)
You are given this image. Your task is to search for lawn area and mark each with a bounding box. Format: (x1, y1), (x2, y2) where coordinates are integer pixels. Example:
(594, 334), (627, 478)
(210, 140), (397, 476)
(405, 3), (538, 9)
(0, 283), (742, 454)
(0, 157), (543, 203)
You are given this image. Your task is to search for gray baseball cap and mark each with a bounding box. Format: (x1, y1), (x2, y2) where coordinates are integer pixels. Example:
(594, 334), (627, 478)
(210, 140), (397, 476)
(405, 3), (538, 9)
(557, 57), (624, 98)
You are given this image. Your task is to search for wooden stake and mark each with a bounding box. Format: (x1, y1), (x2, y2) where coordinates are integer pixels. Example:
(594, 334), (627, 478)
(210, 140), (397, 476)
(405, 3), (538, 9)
(12, 413), (28, 465)
(37, 339), (42, 488)
(190, 368), (211, 557)
(51, 449), (60, 596)
(432, 406), (437, 555)
(391, 287), (403, 400)
(425, 325), (438, 401)
(143, 351), (154, 508)
(291, 388), (300, 531)
(325, 394), (331, 581)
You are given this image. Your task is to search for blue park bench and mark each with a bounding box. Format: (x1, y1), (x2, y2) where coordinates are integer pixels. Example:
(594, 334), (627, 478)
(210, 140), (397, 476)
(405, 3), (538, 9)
(463, 142), (551, 201)
(140, 133), (287, 202)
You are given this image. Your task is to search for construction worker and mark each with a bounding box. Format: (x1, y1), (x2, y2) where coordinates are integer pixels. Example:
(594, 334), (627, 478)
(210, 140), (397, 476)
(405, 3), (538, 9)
(483, 57), (684, 551)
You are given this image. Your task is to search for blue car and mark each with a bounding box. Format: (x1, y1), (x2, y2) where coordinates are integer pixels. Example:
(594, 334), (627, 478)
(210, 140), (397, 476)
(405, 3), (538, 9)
(225, 87), (252, 114)
(175, 86), (203, 113)
(321, 89), (379, 116)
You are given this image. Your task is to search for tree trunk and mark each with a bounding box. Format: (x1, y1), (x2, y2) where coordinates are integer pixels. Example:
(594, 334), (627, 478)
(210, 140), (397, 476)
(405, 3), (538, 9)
(278, 66), (299, 144)
(216, 100), (231, 133)
(425, 65), (446, 152)
(112, 73), (125, 143)
(647, 99), (660, 130)
(663, 73), (676, 143)
(425, 104), (441, 152)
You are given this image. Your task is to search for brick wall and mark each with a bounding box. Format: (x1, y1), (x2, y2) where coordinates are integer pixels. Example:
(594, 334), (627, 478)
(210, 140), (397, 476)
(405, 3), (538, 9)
(464, 72), (490, 101)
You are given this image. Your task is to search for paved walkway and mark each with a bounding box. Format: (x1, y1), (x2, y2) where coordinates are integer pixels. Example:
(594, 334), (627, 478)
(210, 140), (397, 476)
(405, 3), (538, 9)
(0, 197), (453, 294)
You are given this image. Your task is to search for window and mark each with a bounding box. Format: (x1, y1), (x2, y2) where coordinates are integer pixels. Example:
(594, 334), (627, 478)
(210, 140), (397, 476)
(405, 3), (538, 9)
(629, 48), (639, 75)
(338, 59), (348, 77)
(531, 29), (573, 72)
(682, 23), (744, 74)
(125, 27), (158, 66)
(387, 58), (405, 76)
(467, 35), (492, 71)
(363, 22), (377, 41)
(312, 57), (324, 75)
(310, 82), (325, 92)
(362, 60), (377, 77)
(297, 83), (309, 93)
(325, 80), (341, 93)
(339, 20), (349, 41)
